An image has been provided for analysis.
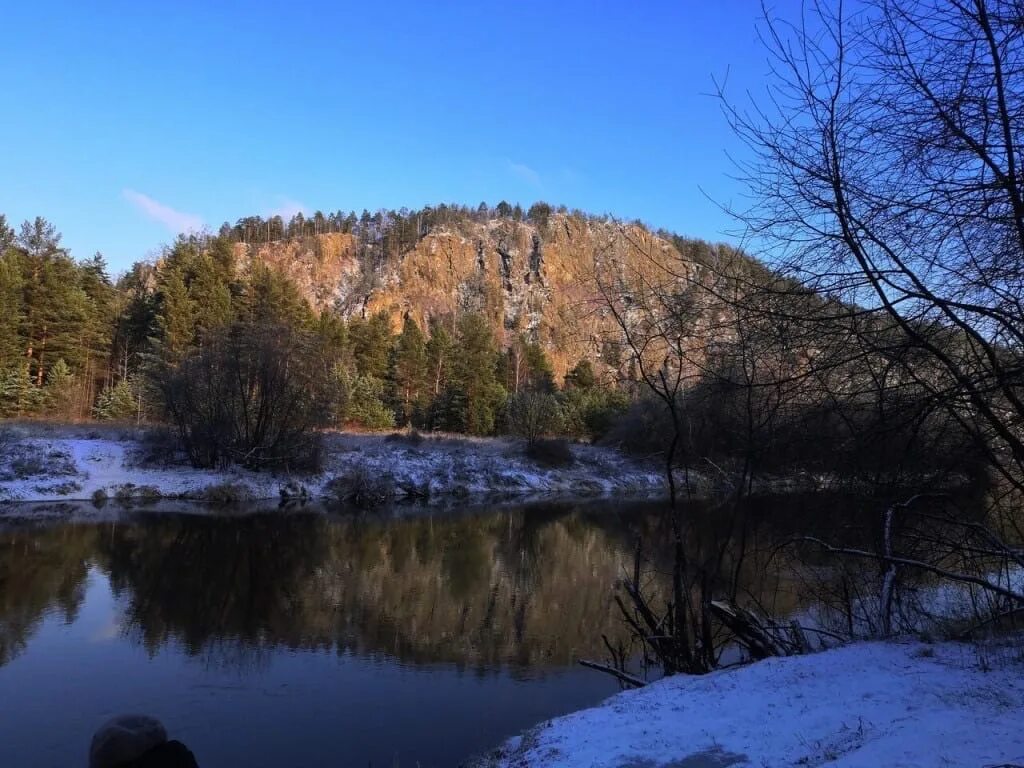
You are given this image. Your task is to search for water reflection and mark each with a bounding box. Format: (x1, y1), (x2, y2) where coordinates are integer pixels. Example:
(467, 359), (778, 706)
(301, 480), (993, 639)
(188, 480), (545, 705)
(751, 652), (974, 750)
(1, 496), (863, 674)
(1, 503), (668, 672)
(0, 497), (878, 766)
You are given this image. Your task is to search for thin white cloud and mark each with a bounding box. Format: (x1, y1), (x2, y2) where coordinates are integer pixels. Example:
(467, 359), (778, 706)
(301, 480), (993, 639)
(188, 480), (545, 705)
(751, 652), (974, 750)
(265, 198), (307, 220)
(123, 189), (204, 233)
(507, 160), (542, 187)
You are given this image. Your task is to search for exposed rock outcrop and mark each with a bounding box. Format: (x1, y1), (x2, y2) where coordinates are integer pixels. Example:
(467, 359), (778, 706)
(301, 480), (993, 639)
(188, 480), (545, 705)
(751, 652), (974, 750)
(233, 214), (700, 380)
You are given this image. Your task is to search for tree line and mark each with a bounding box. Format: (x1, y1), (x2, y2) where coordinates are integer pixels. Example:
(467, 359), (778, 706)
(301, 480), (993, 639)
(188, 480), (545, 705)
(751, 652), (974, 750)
(0, 216), (628, 467)
(221, 200), (564, 247)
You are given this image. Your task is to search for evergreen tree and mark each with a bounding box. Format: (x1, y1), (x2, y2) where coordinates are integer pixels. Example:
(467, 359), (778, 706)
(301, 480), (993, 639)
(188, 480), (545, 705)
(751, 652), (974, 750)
(156, 268), (196, 362)
(43, 358), (76, 418)
(341, 372), (395, 430)
(0, 215), (14, 255)
(564, 359), (597, 390)
(76, 254), (116, 412)
(93, 378), (139, 421)
(0, 368), (42, 417)
(390, 315), (428, 425)
(239, 264), (313, 329)
(0, 250), (24, 371)
(349, 311), (392, 380)
(17, 217), (75, 385)
(443, 314), (506, 435)
(188, 254), (233, 342)
(425, 321), (454, 397)
(505, 335), (556, 393)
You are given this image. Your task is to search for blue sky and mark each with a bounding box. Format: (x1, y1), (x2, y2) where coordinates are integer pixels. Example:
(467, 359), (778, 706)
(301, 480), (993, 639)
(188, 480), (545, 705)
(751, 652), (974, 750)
(1, 1), (778, 272)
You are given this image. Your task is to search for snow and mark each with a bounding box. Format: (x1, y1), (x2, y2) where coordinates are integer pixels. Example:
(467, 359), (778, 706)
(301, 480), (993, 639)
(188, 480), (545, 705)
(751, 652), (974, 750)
(481, 640), (1024, 768)
(0, 426), (667, 506)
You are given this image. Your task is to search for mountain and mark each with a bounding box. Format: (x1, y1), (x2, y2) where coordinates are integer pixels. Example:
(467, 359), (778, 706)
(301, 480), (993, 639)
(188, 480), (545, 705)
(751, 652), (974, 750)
(232, 211), (707, 380)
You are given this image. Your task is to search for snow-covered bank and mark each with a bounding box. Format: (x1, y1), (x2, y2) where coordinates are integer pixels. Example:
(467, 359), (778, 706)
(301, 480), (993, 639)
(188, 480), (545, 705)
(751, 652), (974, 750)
(480, 641), (1024, 768)
(0, 425), (666, 505)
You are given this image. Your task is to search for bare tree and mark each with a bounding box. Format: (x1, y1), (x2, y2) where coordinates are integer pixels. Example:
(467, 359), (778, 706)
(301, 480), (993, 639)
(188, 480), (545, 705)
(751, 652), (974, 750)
(723, 0), (1024, 623)
(726, 0), (1024, 490)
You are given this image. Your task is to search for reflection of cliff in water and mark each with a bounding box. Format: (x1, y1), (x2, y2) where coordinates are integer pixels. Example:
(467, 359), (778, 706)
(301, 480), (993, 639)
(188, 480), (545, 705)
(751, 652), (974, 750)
(102, 506), (646, 671)
(0, 496), (872, 671)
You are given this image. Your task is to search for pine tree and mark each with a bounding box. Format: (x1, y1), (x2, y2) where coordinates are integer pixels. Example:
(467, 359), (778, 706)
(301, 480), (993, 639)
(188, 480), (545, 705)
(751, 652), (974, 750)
(445, 314), (506, 435)
(565, 359), (597, 390)
(390, 315), (428, 425)
(0, 367), (42, 417)
(0, 215), (14, 253)
(188, 254), (233, 342)
(0, 250), (24, 371)
(17, 217), (72, 385)
(239, 264), (313, 329)
(156, 268), (196, 362)
(521, 339), (555, 392)
(93, 378), (139, 421)
(76, 254), (116, 414)
(350, 311), (393, 380)
(425, 322), (454, 397)
(44, 358), (76, 418)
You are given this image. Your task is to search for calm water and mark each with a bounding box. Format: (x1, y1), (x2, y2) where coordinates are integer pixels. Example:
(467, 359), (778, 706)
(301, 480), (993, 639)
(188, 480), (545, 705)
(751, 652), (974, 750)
(0, 498), (823, 767)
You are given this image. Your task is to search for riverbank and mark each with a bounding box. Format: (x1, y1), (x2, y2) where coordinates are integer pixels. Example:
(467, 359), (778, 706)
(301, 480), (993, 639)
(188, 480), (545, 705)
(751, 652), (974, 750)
(0, 423), (666, 505)
(477, 639), (1024, 767)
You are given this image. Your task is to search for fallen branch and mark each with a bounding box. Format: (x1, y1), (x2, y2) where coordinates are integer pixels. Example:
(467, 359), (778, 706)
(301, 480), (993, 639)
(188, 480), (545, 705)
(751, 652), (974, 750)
(797, 536), (1024, 605)
(578, 659), (647, 689)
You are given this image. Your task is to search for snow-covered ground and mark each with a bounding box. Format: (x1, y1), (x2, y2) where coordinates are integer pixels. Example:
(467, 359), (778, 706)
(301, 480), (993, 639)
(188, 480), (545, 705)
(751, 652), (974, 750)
(0, 424), (666, 505)
(479, 640), (1024, 768)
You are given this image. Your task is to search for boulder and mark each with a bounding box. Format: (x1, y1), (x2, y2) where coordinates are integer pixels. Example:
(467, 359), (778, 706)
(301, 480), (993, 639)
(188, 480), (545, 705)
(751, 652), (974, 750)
(88, 715), (167, 768)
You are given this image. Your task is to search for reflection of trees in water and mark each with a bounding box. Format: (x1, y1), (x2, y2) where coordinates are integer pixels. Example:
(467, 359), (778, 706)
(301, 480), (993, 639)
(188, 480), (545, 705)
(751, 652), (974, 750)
(101, 515), (331, 656)
(0, 523), (97, 666)
(0, 498), (877, 672)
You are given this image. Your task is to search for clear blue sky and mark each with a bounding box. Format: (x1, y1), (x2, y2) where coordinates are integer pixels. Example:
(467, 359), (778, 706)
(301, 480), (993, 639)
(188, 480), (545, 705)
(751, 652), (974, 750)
(1, 1), (780, 272)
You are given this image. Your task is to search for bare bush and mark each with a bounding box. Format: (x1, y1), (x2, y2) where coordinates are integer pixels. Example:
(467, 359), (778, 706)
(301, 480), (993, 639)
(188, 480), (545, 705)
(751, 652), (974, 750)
(526, 438), (574, 468)
(325, 466), (395, 506)
(200, 482), (249, 505)
(505, 391), (563, 445)
(155, 321), (331, 472)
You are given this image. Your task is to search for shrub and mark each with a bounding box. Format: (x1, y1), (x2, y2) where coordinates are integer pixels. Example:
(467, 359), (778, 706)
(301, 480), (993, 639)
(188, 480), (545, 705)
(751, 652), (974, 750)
(33, 481), (82, 496)
(113, 484), (136, 504)
(560, 388), (630, 441)
(113, 483), (162, 505)
(325, 466), (394, 506)
(505, 391), (563, 444)
(10, 454), (47, 478)
(136, 485), (162, 503)
(154, 320), (330, 471)
(601, 397), (674, 455)
(132, 426), (184, 468)
(384, 429), (425, 447)
(526, 438), (574, 468)
(91, 488), (108, 507)
(201, 482), (248, 505)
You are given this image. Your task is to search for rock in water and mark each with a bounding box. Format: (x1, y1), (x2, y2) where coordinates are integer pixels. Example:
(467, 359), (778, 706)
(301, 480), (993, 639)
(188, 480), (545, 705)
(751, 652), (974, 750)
(89, 714), (168, 768)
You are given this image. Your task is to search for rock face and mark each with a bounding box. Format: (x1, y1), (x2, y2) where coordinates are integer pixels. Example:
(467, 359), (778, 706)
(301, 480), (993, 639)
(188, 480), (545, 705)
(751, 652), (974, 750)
(234, 214), (700, 380)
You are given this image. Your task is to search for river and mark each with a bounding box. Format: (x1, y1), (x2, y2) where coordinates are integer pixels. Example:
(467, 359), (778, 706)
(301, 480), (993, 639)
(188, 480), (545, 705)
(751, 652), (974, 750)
(0, 495), (859, 766)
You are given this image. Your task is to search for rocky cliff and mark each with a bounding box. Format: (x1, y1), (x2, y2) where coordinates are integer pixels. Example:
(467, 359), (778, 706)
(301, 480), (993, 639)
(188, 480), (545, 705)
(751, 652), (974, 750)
(233, 214), (699, 380)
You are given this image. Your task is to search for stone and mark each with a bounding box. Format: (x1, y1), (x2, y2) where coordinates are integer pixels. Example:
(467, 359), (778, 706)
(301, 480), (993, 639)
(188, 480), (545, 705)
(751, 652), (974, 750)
(88, 714), (168, 768)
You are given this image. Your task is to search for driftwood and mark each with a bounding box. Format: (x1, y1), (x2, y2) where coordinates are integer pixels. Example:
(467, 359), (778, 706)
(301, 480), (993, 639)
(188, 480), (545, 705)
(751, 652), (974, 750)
(709, 601), (808, 659)
(577, 659), (647, 688)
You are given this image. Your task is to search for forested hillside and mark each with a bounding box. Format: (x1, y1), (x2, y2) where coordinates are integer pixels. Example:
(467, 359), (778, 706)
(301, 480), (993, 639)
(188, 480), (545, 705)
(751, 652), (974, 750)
(0, 204), (718, 439)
